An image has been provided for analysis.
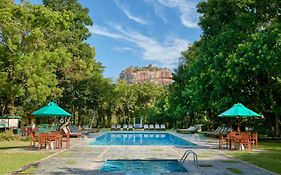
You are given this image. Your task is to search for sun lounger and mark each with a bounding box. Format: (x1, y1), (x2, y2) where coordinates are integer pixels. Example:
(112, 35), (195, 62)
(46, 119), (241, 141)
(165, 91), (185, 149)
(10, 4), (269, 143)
(64, 126), (82, 138)
(111, 125), (116, 131)
(144, 124), (149, 130)
(202, 126), (222, 136)
(177, 126), (198, 134)
(82, 125), (91, 130)
(68, 125), (84, 136)
(134, 124), (143, 129)
(123, 124), (128, 131)
(70, 124), (90, 135)
(210, 127), (225, 137)
(203, 126), (232, 137)
(223, 127), (233, 135)
(128, 124), (133, 130)
(160, 124), (166, 130)
(149, 124), (154, 130)
(116, 125), (121, 130)
(155, 124), (160, 130)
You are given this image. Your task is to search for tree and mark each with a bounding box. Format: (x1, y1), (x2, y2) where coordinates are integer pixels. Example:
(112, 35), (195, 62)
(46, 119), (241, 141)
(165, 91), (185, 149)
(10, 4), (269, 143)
(0, 1), (74, 115)
(42, 0), (105, 126)
(169, 0), (281, 135)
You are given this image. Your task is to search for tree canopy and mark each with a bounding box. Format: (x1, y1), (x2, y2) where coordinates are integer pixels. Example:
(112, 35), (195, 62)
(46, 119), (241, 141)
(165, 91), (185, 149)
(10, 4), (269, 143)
(169, 0), (281, 136)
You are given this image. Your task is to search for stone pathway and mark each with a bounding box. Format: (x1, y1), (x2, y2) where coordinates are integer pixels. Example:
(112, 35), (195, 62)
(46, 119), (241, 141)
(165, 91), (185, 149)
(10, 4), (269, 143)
(13, 132), (277, 175)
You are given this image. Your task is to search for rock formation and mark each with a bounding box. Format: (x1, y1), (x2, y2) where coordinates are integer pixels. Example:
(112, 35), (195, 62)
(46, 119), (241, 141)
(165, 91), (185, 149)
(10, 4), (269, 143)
(119, 65), (173, 85)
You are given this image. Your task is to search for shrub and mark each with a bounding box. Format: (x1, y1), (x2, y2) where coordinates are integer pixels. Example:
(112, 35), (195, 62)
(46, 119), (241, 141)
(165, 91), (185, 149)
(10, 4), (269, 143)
(0, 130), (17, 141)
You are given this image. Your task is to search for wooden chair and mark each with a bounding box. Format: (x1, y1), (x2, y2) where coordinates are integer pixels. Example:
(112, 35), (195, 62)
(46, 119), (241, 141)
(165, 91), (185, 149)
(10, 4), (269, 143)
(238, 132), (252, 151)
(218, 133), (227, 149)
(28, 128), (38, 146)
(38, 133), (50, 149)
(48, 132), (62, 149)
(21, 128), (27, 136)
(226, 131), (239, 150)
(251, 132), (258, 149)
(27, 127), (32, 135)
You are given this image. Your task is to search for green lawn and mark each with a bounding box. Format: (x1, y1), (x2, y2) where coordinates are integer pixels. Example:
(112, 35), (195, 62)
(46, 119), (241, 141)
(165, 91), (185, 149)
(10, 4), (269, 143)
(227, 141), (281, 174)
(0, 141), (53, 175)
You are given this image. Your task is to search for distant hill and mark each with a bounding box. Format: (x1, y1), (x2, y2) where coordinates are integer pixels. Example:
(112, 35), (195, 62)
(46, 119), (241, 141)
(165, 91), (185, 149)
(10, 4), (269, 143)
(119, 65), (173, 85)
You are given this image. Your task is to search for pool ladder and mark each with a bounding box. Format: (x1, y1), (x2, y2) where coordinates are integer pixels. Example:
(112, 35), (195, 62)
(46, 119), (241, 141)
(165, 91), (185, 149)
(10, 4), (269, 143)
(180, 150), (198, 167)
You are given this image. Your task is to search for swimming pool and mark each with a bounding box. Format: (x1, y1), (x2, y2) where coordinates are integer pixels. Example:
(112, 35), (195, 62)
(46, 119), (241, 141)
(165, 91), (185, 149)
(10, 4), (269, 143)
(90, 132), (195, 146)
(100, 160), (188, 175)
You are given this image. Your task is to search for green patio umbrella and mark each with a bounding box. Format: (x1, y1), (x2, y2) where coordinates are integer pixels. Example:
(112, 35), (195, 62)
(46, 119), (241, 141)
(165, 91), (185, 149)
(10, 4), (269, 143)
(32, 102), (72, 117)
(218, 103), (262, 132)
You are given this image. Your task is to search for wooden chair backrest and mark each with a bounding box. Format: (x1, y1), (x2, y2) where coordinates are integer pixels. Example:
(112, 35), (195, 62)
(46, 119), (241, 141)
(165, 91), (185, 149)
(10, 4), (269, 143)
(240, 132), (250, 141)
(252, 132), (258, 139)
(38, 132), (48, 139)
(27, 127), (32, 133)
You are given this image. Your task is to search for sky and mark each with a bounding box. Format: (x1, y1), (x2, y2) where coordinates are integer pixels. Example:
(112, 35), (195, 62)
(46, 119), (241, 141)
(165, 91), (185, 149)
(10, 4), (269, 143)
(21, 0), (203, 79)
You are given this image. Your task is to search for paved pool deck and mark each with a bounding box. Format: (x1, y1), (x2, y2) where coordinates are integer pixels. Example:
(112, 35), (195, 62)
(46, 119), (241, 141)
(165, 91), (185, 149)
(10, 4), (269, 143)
(12, 132), (277, 175)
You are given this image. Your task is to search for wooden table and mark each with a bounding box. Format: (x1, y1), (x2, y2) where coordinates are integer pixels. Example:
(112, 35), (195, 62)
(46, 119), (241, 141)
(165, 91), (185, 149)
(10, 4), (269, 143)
(37, 132), (62, 150)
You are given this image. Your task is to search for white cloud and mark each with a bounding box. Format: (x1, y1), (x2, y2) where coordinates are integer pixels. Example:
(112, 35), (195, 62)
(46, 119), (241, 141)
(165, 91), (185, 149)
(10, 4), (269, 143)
(148, 0), (200, 28)
(87, 25), (123, 39)
(88, 24), (190, 69)
(112, 47), (136, 52)
(122, 7), (150, 25)
(114, 0), (150, 25)
(144, 0), (167, 23)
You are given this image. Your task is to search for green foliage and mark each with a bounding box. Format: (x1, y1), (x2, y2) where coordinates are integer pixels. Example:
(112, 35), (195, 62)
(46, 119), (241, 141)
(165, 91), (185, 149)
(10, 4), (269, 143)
(168, 0), (281, 133)
(0, 130), (17, 141)
(108, 81), (165, 126)
(0, 2), (67, 114)
(0, 0), (170, 129)
(0, 0), (104, 126)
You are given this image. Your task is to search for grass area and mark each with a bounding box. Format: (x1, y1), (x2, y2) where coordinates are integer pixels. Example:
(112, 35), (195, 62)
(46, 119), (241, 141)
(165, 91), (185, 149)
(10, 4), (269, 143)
(227, 141), (281, 174)
(56, 152), (72, 158)
(226, 168), (244, 174)
(66, 160), (77, 165)
(80, 147), (95, 151)
(0, 140), (30, 149)
(151, 148), (163, 151)
(198, 153), (216, 158)
(0, 140), (53, 175)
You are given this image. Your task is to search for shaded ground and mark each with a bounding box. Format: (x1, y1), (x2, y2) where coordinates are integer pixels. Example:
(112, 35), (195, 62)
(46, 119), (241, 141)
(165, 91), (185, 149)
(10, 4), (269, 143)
(9, 132), (278, 175)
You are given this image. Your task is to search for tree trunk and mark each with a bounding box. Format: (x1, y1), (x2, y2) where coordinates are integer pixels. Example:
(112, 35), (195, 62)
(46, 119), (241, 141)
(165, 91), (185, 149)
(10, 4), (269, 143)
(78, 115), (81, 127)
(275, 112), (280, 137)
(8, 96), (15, 116)
(90, 110), (97, 128)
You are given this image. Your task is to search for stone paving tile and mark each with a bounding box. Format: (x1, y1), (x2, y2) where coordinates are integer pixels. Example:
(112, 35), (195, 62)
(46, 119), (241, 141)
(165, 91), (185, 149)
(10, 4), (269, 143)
(25, 132), (277, 175)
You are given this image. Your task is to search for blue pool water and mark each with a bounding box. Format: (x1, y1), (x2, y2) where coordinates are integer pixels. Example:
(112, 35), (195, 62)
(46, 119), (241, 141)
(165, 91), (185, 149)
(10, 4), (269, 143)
(90, 132), (195, 146)
(100, 160), (188, 175)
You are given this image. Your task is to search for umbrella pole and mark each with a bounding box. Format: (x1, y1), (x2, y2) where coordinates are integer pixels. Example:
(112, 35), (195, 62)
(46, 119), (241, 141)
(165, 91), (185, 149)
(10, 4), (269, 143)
(237, 118), (240, 133)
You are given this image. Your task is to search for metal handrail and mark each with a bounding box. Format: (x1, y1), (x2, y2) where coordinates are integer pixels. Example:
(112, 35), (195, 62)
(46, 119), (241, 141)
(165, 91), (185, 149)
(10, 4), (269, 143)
(180, 150), (198, 167)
